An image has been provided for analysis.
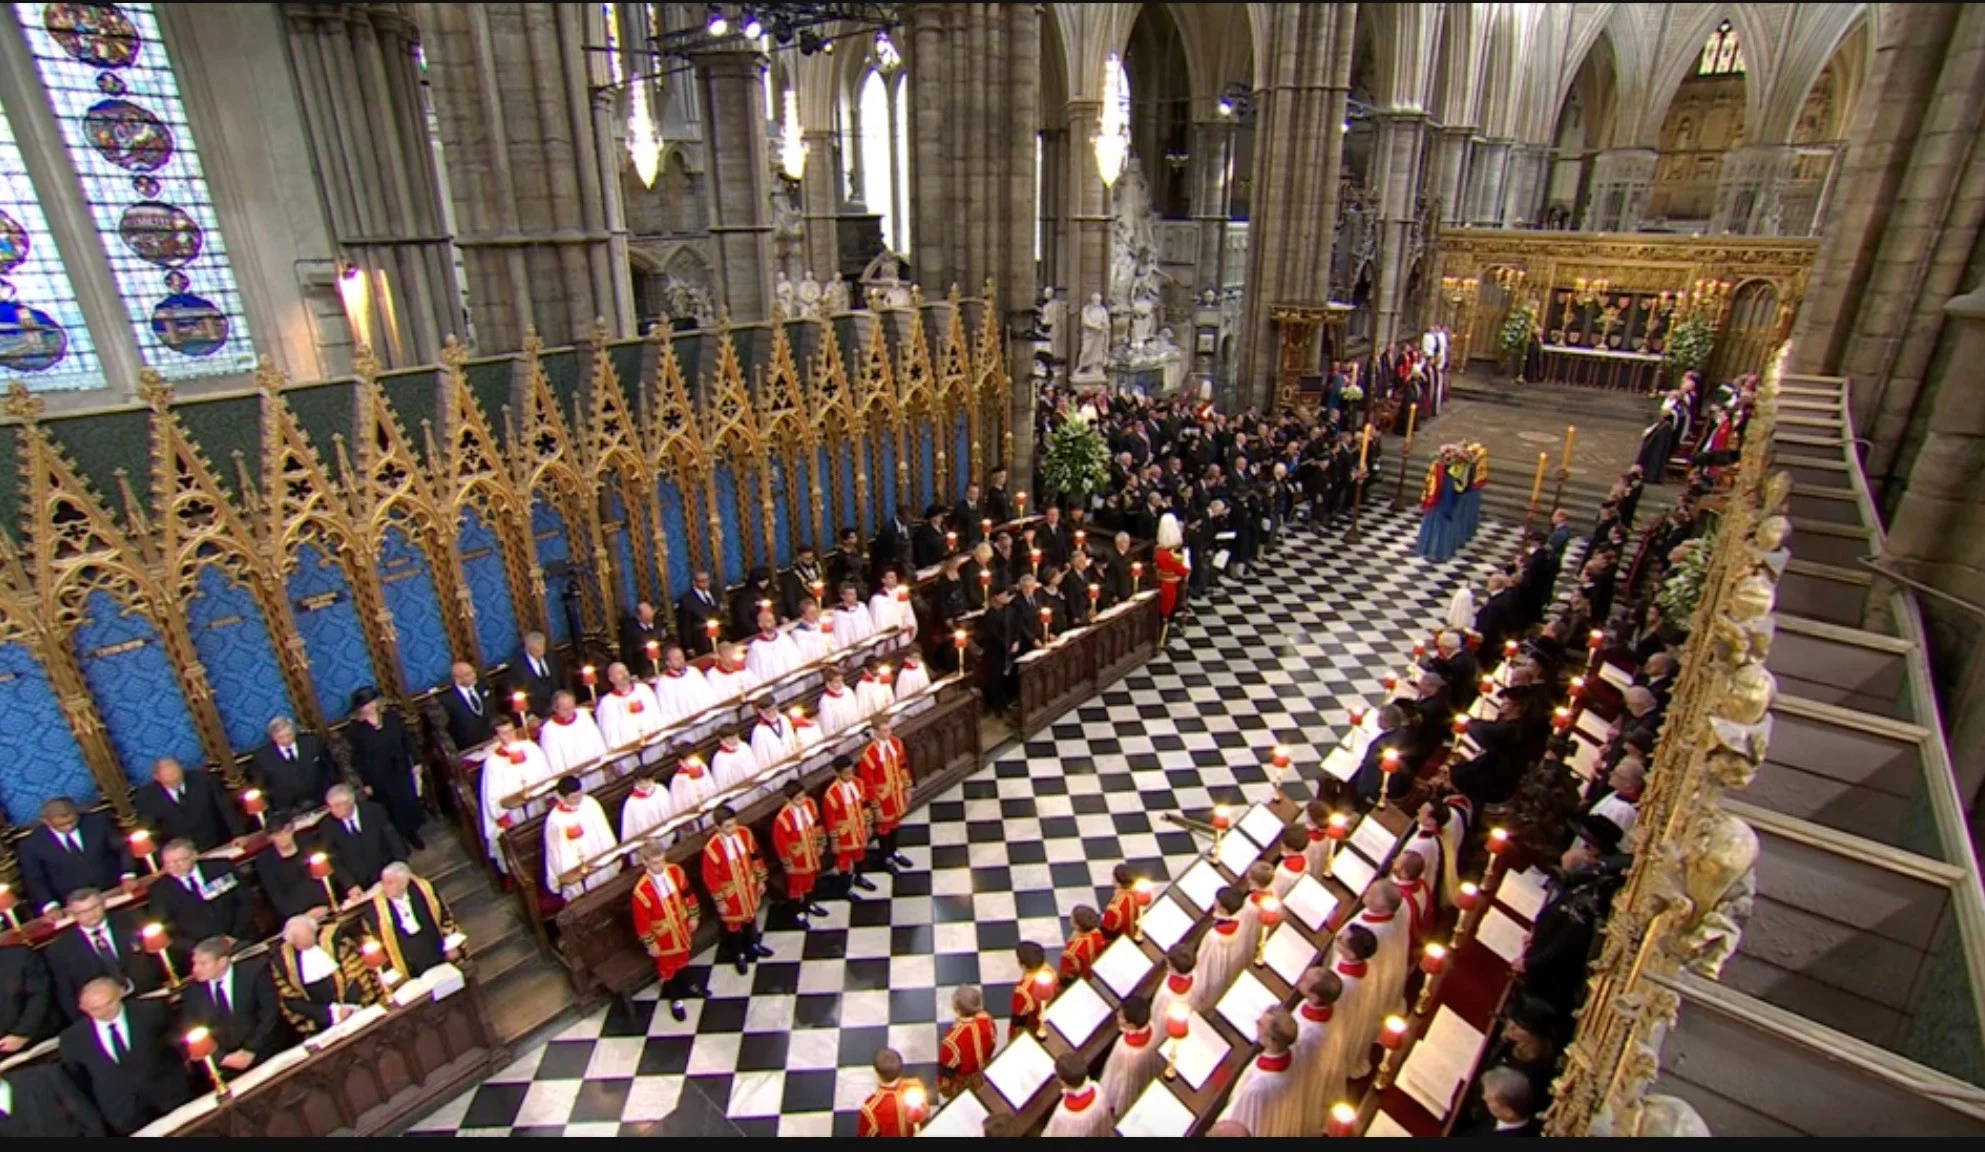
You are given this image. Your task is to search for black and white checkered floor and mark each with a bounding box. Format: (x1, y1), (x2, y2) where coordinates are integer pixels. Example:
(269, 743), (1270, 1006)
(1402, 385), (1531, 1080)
(405, 507), (1557, 1137)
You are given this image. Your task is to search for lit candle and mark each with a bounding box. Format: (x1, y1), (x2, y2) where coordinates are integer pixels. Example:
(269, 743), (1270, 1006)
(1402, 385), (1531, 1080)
(953, 627), (967, 652)
(1033, 968), (1057, 1037)
(1015, 492), (1027, 513)
(1130, 561), (1143, 592)
(1588, 628), (1606, 651)
(239, 788), (266, 820)
(185, 1025), (227, 1096)
(1503, 639), (1519, 658)
(1375, 1014), (1410, 1089)
(1029, 548), (1042, 574)
(980, 517), (991, 537)
(1451, 714), (1469, 736)
(1568, 676), (1586, 699)
(0, 882), (17, 931)
(945, 530), (957, 552)
(1253, 895), (1282, 966)
(1326, 1102), (1360, 1138)
(511, 690), (528, 719)
(1562, 424), (1577, 463)
(903, 1082), (928, 1133)
(1038, 605), (1052, 635)
(1358, 423), (1372, 471)
(580, 664), (597, 685)
(1487, 828), (1510, 855)
(141, 922), (169, 953)
(1552, 706), (1573, 731)
(1348, 705), (1366, 728)
(1211, 804), (1232, 832)
(1163, 1002), (1191, 1080)
(1073, 529), (1086, 549)
(704, 618), (720, 640)
(1378, 748), (1400, 809)
(1415, 942), (1449, 1015)
(129, 829), (156, 870)
(1412, 640), (1425, 659)
(360, 938), (386, 969)
(1529, 451), (1547, 505)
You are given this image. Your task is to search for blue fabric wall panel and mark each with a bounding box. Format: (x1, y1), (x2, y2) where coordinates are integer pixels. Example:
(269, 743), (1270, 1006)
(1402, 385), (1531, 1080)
(185, 566), (292, 753)
(837, 443), (867, 537)
(529, 500), (574, 645)
(604, 489), (638, 613)
(71, 590), (205, 785)
(655, 478), (692, 599)
(954, 411), (972, 501)
(768, 460), (793, 567)
(0, 642), (97, 815)
(877, 438), (898, 522)
(378, 526), (453, 692)
(916, 421), (937, 511)
(711, 464), (745, 583)
(287, 543), (378, 721)
(457, 509), (522, 667)
(792, 454), (815, 550)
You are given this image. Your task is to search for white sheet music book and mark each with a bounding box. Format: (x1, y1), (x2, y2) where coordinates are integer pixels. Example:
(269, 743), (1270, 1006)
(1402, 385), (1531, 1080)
(1281, 873), (1338, 934)
(1177, 858), (1228, 913)
(1397, 1006), (1488, 1121)
(919, 1089), (988, 1138)
(1216, 969), (1285, 1038)
(985, 1030), (1057, 1110)
(1046, 979), (1114, 1049)
(303, 1004), (388, 1053)
(1364, 1110), (1413, 1138)
(1348, 815), (1398, 867)
(1174, 1011), (1230, 1091)
(1472, 906), (1526, 964)
(1139, 896), (1195, 954)
(1331, 849), (1379, 898)
(1263, 920), (1319, 986)
(1575, 707), (1610, 743)
(1455, 733), (1484, 760)
(1599, 661), (1634, 690)
(1321, 745), (1361, 783)
(1467, 695), (1499, 721)
(1092, 934), (1155, 1000)
(1214, 827), (1261, 878)
(1347, 727), (1377, 763)
(1497, 866), (1551, 923)
(1356, 706), (1382, 738)
(1117, 1078), (1195, 1138)
(1568, 734), (1602, 780)
(1238, 803), (1285, 850)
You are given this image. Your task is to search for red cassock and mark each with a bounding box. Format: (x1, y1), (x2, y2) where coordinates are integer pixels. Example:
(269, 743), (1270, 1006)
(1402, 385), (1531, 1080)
(1101, 888), (1140, 939)
(771, 797), (825, 900)
(938, 1011), (998, 1098)
(857, 1079), (926, 1138)
(858, 737), (911, 835)
(822, 776), (872, 872)
(700, 828), (769, 929)
(1059, 928), (1106, 982)
(631, 864), (699, 981)
(1155, 546), (1189, 617)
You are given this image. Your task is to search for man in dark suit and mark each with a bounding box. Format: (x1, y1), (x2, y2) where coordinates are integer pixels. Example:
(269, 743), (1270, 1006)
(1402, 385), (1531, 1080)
(318, 785), (407, 900)
(253, 812), (331, 921)
(436, 662), (495, 750)
(149, 839), (255, 947)
(1011, 573), (1048, 654)
(675, 570), (722, 655)
(781, 544), (827, 620)
(618, 602), (666, 673)
(1457, 1066), (1541, 1136)
(181, 940), (288, 1070)
(869, 510), (913, 585)
(911, 503), (950, 570)
(246, 716), (340, 813)
(1351, 704), (1417, 808)
(16, 799), (133, 915)
(729, 566), (776, 641)
(1430, 630), (1481, 711)
(44, 889), (162, 1025)
(0, 1062), (106, 1137)
(0, 943), (53, 1053)
(953, 483), (986, 549)
(132, 757), (242, 853)
(1032, 504), (1071, 569)
(58, 977), (189, 1135)
(826, 527), (866, 598)
(514, 630), (565, 715)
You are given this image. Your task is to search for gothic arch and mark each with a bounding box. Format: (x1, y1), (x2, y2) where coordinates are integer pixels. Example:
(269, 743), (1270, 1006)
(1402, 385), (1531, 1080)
(1762, 6), (1871, 144)
(1635, 5), (1772, 151)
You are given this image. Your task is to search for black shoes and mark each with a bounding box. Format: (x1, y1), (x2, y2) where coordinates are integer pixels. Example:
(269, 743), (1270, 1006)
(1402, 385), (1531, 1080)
(806, 902), (830, 918)
(889, 852), (913, 869)
(751, 943), (775, 959)
(732, 955), (750, 975)
(669, 1000), (687, 1021)
(851, 874), (879, 892)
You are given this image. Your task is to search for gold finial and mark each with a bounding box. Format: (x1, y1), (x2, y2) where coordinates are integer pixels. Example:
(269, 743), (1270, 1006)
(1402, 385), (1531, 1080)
(910, 284), (925, 309)
(521, 327), (545, 358)
(253, 355), (286, 394)
(716, 306), (733, 332)
(4, 382), (44, 421)
(351, 343), (380, 384)
(947, 283), (963, 306)
(439, 333), (469, 371)
(137, 367), (173, 411)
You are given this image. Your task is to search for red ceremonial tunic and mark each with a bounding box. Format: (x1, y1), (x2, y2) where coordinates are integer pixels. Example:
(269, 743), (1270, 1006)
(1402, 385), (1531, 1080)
(771, 797), (824, 900)
(700, 827), (768, 928)
(1059, 928), (1106, 982)
(1100, 888), (1140, 939)
(1011, 968), (1059, 1033)
(1155, 546), (1188, 617)
(938, 1011), (998, 1098)
(822, 776), (872, 872)
(858, 736), (911, 834)
(631, 864), (698, 980)
(857, 1078), (926, 1138)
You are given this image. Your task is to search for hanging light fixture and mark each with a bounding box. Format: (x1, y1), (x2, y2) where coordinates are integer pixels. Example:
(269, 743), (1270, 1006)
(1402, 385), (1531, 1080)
(1094, 53), (1130, 188)
(741, 9), (763, 40)
(779, 87), (808, 181)
(705, 5), (727, 36)
(628, 80), (662, 188)
(875, 29), (901, 72)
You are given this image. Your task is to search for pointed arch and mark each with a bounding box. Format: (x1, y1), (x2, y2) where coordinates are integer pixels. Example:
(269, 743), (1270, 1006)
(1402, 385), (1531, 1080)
(512, 330), (603, 640)
(701, 320), (767, 582)
(1634, 5), (1771, 150)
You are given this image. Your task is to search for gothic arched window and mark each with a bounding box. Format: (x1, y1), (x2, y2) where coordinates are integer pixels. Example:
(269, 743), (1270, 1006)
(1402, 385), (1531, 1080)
(1698, 19), (1745, 77)
(0, 92), (101, 391)
(854, 49), (911, 256)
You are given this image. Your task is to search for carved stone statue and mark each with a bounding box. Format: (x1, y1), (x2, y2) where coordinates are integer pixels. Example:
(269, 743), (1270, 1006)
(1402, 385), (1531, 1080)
(1073, 292), (1110, 384)
(1129, 297), (1156, 350)
(1150, 327), (1186, 395)
(1039, 287), (1065, 358)
(822, 276), (850, 315)
(773, 269), (796, 321)
(797, 269), (824, 319)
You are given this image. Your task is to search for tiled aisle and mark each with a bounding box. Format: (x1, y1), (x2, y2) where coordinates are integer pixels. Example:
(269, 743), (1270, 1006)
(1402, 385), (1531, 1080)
(406, 507), (1539, 1137)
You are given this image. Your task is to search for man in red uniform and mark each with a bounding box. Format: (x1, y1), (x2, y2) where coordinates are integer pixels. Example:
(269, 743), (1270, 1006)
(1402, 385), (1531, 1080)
(937, 984), (997, 1099)
(631, 840), (703, 1021)
(858, 715), (913, 871)
(1059, 905), (1106, 982)
(1100, 862), (1142, 939)
(1009, 940), (1059, 1042)
(699, 805), (772, 975)
(771, 780), (830, 926)
(822, 754), (878, 896)
(857, 1046), (928, 1137)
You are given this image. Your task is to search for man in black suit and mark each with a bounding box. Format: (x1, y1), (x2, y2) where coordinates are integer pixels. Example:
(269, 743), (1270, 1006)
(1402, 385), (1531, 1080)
(0, 1062), (106, 1137)
(729, 566), (776, 641)
(1430, 630), (1481, 711)
(44, 889), (162, 1025)
(1351, 704), (1416, 808)
(911, 503), (950, 570)
(1457, 1066), (1541, 1136)
(16, 798), (133, 915)
(1011, 573), (1048, 654)
(318, 785), (407, 901)
(436, 662), (495, 750)
(0, 944), (53, 1053)
(618, 602), (667, 673)
(514, 630), (565, 715)
(181, 939), (288, 1071)
(781, 544), (827, 621)
(149, 839), (255, 947)
(869, 510), (913, 586)
(953, 482), (986, 549)
(675, 570), (722, 655)
(58, 977), (189, 1135)
(246, 716), (340, 813)
(132, 757), (242, 853)
(826, 527), (866, 598)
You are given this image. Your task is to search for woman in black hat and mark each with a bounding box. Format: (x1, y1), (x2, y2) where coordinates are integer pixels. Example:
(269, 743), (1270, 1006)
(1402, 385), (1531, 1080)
(346, 686), (428, 850)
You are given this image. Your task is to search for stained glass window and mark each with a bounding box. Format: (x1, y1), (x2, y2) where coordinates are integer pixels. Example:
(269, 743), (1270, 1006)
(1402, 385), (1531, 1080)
(1698, 19), (1745, 76)
(0, 91), (101, 391)
(19, 1), (255, 380)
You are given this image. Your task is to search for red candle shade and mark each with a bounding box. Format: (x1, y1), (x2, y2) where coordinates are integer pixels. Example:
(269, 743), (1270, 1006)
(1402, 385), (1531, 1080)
(1455, 882), (1481, 911)
(878, 665), (894, 684)
(1348, 706), (1366, 728)
(1504, 639), (1519, 657)
(1588, 629), (1605, 650)
(240, 789), (267, 816)
(129, 829), (155, 859)
(821, 616), (835, 636)
(705, 619), (720, 638)
(307, 852), (332, 880)
(903, 1082), (929, 1123)
(184, 1025), (217, 1062)
(895, 587), (910, 603)
(1131, 561), (1143, 580)
(1382, 674), (1398, 692)
(141, 922), (170, 954)
(980, 518), (991, 537)
(1420, 942), (1448, 977)
(1015, 492), (1028, 511)
(1164, 1002), (1191, 1040)
(1487, 828), (1510, 855)
(1552, 706), (1573, 730)
(1038, 606), (1052, 626)
(360, 938), (387, 970)
(1133, 878), (1154, 906)
(1379, 1015), (1409, 1050)
(1087, 583), (1100, 601)
(512, 691), (528, 712)
(1258, 895), (1282, 929)
(945, 531), (958, 551)
(1029, 548), (1043, 567)
(1326, 813), (1350, 841)
(1211, 805), (1232, 832)
(1033, 968), (1057, 995)
(580, 664), (597, 685)
(1326, 1102), (1359, 1138)
(1270, 745), (1292, 771)
(645, 639), (661, 658)
(564, 822), (585, 840)
(0, 883), (15, 914)
(1451, 715), (1470, 736)
(1074, 530), (1086, 548)
(1569, 676), (1586, 699)
(1479, 676), (1496, 697)
(1380, 748), (1400, 770)
(953, 628), (968, 650)
(1412, 641), (1425, 658)
(977, 571), (991, 588)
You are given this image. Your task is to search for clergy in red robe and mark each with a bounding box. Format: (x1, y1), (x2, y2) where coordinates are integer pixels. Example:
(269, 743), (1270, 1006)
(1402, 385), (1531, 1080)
(1100, 863), (1141, 940)
(822, 755), (877, 893)
(856, 1047), (928, 1138)
(700, 805), (771, 975)
(771, 780), (829, 924)
(631, 840), (702, 1021)
(857, 715), (912, 870)
(937, 984), (998, 1099)
(1058, 905), (1106, 982)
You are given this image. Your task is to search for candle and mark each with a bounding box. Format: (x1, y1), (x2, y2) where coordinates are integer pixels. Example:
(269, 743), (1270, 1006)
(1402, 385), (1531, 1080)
(1568, 676), (1586, 699)
(1382, 674), (1397, 692)
(1451, 715), (1469, 736)
(1552, 706), (1573, 730)
(564, 822), (584, 840)
(360, 938), (387, 969)
(1503, 639), (1519, 658)
(1130, 561), (1143, 591)
(1133, 878), (1154, 906)
(1588, 628), (1606, 650)
(1479, 676), (1495, 697)
(978, 571), (991, 588)
(877, 664), (893, 684)
(141, 922), (169, 953)
(1015, 492), (1027, 513)
(895, 586), (909, 603)
(1529, 452), (1547, 504)
(129, 828), (155, 862)
(1375, 1014), (1410, 1089)
(1420, 942), (1448, 976)
(1029, 548), (1042, 573)
(1412, 640), (1425, 658)
(580, 664), (597, 685)
(704, 619), (720, 639)
(821, 615), (834, 636)
(1327, 1102), (1359, 1137)
(1404, 402), (1416, 441)
(980, 517), (991, 537)
(1162, 1001), (1191, 1079)
(1349, 705), (1366, 727)
(511, 690), (528, 717)
(1456, 882), (1480, 911)
(1378, 748), (1400, 808)
(1563, 424), (1577, 463)
(1087, 582), (1100, 604)
(1073, 529), (1086, 549)
(903, 1082), (929, 1129)
(1270, 745), (1292, 771)
(1487, 828), (1510, 855)
(240, 788), (266, 816)
(184, 1025), (217, 1061)
(1358, 423), (1372, 470)
(953, 628), (967, 651)
(307, 852), (332, 880)
(945, 530), (957, 552)
(1211, 805), (1232, 832)
(1254, 895), (1282, 966)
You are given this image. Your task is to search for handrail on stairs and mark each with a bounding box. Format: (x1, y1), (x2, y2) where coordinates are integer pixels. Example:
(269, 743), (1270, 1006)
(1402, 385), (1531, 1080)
(1858, 556), (1985, 622)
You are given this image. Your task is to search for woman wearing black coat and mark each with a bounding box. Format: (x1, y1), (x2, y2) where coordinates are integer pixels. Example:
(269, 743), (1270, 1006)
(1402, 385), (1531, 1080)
(345, 686), (427, 850)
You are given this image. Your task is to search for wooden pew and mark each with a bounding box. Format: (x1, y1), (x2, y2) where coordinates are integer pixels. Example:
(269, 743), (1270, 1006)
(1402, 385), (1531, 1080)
(1014, 592), (1163, 738)
(550, 676), (984, 1005)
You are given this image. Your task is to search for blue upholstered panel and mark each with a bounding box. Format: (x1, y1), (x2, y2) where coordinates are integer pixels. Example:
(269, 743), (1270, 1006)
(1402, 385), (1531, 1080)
(656, 477), (692, 598)
(916, 420), (937, 511)
(529, 500), (574, 645)
(286, 543), (377, 721)
(378, 526), (452, 692)
(954, 411), (972, 501)
(837, 442), (866, 537)
(711, 463), (745, 583)
(877, 437), (898, 522)
(457, 508), (521, 668)
(185, 566), (292, 752)
(603, 488), (638, 613)
(768, 459), (793, 567)
(0, 641), (97, 815)
(71, 590), (204, 785)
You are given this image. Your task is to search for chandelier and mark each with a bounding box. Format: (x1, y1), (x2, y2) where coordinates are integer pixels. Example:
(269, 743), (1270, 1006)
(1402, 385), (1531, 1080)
(778, 88), (808, 180)
(628, 81), (662, 188)
(1094, 52), (1130, 188)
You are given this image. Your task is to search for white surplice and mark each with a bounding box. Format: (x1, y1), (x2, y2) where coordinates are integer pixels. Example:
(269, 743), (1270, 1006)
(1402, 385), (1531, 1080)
(749, 714), (799, 768)
(893, 658), (931, 699)
(1151, 971), (1204, 1024)
(787, 621), (830, 666)
(1324, 960), (1373, 1085)
(652, 666), (718, 726)
(869, 591), (914, 638)
(704, 663), (757, 706)
(1270, 853), (1309, 900)
(830, 603), (875, 650)
(855, 675), (893, 719)
(668, 763), (717, 816)
(619, 783), (675, 841)
(1218, 1053), (1306, 1137)
(1098, 1027), (1167, 1121)
(743, 629), (803, 684)
(596, 684), (664, 751)
(1351, 908), (1410, 1027)
(1291, 1002), (1348, 1136)
(710, 743), (759, 792)
(817, 686), (862, 736)
(478, 739), (555, 867)
(1040, 1082), (1113, 1138)
(1194, 918), (1251, 1008)
(543, 795), (620, 900)
(539, 709), (608, 776)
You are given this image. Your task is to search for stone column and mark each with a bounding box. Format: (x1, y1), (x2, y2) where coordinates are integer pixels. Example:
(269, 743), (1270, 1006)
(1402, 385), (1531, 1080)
(1064, 100), (1109, 337)
(1369, 110), (1428, 351)
(1465, 138), (1511, 226)
(1709, 143), (1797, 236)
(1427, 125), (1473, 226)
(692, 45), (776, 322)
(800, 126), (840, 280)
(1189, 115), (1235, 297)
(1581, 148), (1658, 232)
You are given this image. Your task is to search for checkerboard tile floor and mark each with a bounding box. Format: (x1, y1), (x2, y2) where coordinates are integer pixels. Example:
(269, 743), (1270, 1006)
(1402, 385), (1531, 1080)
(404, 507), (1566, 1137)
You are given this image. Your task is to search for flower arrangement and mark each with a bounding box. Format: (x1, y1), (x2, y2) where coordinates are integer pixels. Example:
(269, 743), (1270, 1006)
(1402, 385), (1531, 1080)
(1040, 417), (1111, 504)
(1663, 312), (1716, 383)
(1656, 536), (1712, 626)
(1499, 300), (1538, 379)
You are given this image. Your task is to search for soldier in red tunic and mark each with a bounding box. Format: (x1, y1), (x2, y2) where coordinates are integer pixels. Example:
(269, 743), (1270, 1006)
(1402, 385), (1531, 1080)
(631, 840), (703, 1021)
(1059, 905), (1106, 982)
(1009, 939), (1059, 1042)
(937, 984), (997, 1099)
(1100, 862), (1142, 939)
(856, 1047), (929, 1137)
(771, 779), (830, 925)
(700, 805), (772, 975)
(857, 714), (913, 871)
(822, 754), (878, 896)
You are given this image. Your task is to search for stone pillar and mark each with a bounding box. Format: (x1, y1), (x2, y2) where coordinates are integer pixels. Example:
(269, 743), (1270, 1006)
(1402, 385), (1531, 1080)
(800, 127), (839, 280)
(1370, 110), (1428, 351)
(1189, 115), (1236, 296)
(1465, 138), (1511, 226)
(1427, 125), (1473, 226)
(1064, 100), (1109, 337)
(1502, 143), (1552, 229)
(692, 46), (775, 322)
(1581, 148), (1658, 232)
(1709, 143), (1797, 236)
